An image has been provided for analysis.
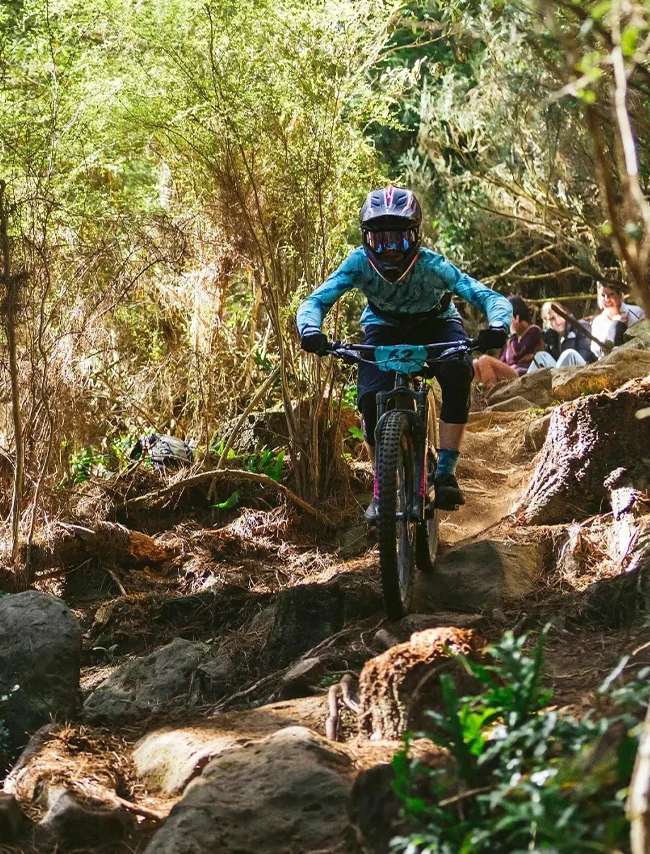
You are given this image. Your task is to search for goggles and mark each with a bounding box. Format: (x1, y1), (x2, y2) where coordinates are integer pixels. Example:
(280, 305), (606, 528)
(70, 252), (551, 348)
(364, 228), (418, 254)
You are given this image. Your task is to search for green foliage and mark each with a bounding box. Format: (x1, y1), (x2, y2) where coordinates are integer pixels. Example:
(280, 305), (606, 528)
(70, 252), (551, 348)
(61, 433), (137, 485)
(391, 629), (648, 853)
(245, 448), (285, 482)
(213, 491), (240, 511)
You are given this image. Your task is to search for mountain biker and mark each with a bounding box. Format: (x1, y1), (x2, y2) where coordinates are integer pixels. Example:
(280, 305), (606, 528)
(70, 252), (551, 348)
(296, 185), (512, 520)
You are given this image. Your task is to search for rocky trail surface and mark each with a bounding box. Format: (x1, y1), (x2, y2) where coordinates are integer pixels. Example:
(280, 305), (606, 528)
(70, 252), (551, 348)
(1, 328), (650, 853)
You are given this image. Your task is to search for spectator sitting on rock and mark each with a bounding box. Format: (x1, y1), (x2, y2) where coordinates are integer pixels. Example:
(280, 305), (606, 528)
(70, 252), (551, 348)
(473, 295), (543, 387)
(590, 281), (645, 359)
(528, 304), (597, 372)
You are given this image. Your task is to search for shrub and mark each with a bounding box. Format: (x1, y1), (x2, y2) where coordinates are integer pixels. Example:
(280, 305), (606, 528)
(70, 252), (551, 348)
(391, 628), (649, 854)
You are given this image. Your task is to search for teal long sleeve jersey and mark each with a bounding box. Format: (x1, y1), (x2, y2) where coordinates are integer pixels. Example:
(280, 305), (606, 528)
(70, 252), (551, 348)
(296, 247), (512, 334)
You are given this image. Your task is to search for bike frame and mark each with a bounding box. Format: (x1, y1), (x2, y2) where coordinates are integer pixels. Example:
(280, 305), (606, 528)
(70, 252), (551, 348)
(328, 338), (473, 521)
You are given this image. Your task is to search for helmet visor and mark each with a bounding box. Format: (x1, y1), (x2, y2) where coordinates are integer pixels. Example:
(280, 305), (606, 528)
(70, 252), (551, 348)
(363, 228), (418, 254)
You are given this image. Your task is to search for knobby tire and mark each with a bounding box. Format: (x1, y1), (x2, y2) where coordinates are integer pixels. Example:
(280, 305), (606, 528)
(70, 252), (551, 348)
(376, 410), (416, 620)
(416, 386), (439, 573)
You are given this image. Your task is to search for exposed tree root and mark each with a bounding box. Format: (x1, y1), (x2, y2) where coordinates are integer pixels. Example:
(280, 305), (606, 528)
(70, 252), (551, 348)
(116, 468), (335, 526)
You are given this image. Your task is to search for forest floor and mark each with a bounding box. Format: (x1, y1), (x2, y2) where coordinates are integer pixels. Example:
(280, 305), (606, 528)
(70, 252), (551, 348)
(4, 399), (650, 853)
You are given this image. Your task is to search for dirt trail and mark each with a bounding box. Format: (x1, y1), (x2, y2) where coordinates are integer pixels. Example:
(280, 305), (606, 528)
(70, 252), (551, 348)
(6, 401), (650, 853)
(439, 410), (534, 545)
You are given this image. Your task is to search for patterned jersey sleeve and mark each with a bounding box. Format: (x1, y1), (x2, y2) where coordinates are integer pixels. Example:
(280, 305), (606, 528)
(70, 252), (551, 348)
(296, 250), (363, 335)
(434, 257), (513, 329)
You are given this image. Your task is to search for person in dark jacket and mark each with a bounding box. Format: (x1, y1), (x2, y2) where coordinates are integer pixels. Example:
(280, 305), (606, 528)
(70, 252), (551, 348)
(528, 304), (597, 371)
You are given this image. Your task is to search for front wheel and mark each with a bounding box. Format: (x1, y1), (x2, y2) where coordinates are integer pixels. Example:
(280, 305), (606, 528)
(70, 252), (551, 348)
(376, 410), (417, 620)
(416, 388), (440, 573)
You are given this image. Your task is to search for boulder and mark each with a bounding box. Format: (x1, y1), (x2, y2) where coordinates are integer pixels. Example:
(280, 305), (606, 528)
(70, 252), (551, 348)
(0, 592), (81, 745)
(425, 539), (543, 610)
(144, 727), (353, 854)
(551, 348), (650, 402)
(267, 583), (345, 666)
(133, 728), (239, 796)
(358, 627), (486, 739)
(84, 638), (212, 722)
(486, 368), (553, 408)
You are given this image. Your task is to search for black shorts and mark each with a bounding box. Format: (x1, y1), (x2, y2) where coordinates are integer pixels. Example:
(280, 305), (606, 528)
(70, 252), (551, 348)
(357, 319), (474, 437)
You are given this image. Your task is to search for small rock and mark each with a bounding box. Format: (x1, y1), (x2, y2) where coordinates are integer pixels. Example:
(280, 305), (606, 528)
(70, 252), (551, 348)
(336, 522), (369, 559)
(486, 395), (536, 412)
(84, 637), (206, 722)
(144, 726), (353, 854)
(373, 628), (401, 651)
(279, 657), (325, 699)
(39, 788), (135, 850)
(0, 793), (27, 842)
(525, 412), (552, 451)
(197, 655), (235, 696)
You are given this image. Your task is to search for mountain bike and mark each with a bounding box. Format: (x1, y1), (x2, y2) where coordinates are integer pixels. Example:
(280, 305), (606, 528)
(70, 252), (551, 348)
(327, 339), (474, 620)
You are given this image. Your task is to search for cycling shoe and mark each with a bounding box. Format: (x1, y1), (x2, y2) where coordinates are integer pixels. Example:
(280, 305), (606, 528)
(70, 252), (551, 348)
(434, 473), (465, 510)
(364, 498), (379, 525)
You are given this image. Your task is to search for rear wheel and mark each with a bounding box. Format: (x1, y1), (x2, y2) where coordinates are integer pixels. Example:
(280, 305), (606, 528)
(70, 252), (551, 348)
(416, 387), (440, 573)
(376, 410), (416, 620)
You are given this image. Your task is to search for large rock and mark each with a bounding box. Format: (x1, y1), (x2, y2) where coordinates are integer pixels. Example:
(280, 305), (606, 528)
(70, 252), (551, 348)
(551, 347), (650, 402)
(358, 627), (486, 739)
(144, 727), (353, 854)
(424, 539), (543, 610)
(84, 638), (225, 722)
(267, 583), (345, 666)
(0, 592), (81, 744)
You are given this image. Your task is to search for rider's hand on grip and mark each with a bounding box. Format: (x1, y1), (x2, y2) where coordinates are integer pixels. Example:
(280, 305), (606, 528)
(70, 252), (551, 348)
(476, 326), (508, 353)
(300, 330), (328, 355)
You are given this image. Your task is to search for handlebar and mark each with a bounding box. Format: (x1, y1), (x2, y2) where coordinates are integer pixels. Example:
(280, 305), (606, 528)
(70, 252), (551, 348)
(325, 338), (477, 366)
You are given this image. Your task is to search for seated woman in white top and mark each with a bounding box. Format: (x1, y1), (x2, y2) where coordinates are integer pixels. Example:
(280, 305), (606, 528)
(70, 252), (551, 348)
(590, 282), (645, 359)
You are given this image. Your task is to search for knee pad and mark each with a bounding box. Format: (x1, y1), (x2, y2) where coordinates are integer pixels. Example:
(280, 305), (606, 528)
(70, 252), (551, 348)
(435, 355), (474, 424)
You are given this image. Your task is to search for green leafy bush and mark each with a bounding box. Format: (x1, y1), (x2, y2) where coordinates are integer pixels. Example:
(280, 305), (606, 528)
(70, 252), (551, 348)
(391, 629), (649, 854)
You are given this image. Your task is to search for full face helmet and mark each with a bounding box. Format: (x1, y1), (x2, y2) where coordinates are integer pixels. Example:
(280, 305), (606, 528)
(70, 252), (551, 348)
(360, 185), (422, 283)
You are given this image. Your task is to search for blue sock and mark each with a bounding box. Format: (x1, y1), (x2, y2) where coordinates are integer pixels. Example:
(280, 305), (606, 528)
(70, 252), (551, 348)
(437, 449), (460, 477)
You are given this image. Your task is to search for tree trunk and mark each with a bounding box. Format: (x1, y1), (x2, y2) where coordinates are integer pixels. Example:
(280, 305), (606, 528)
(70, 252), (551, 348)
(357, 627), (485, 739)
(0, 181), (25, 566)
(520, 378), (650, 525)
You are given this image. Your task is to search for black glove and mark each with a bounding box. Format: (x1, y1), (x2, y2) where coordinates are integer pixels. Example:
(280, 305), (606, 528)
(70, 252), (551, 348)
(300, 330), (328, 355)
(476, 326), (509, 352)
